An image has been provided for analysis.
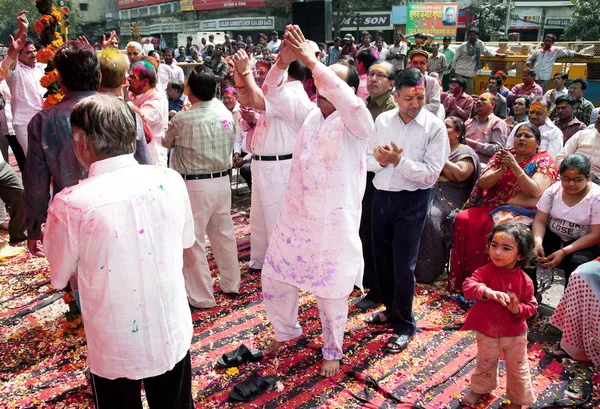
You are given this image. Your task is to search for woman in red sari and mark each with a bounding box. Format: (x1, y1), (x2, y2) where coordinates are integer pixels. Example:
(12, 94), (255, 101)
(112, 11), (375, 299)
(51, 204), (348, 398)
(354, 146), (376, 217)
(449, 123), (558, 292)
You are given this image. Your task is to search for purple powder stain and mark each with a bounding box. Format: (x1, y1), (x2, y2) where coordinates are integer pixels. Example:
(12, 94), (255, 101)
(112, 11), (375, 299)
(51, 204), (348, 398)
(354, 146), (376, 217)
(139, 229), (144, 234)
(286, 237), (292, 244)
(114, 231), (119, 239)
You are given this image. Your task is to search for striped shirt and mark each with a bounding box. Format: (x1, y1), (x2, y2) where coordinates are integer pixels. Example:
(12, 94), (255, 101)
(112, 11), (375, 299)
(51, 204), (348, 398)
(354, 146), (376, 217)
(163, 99), (235, 175)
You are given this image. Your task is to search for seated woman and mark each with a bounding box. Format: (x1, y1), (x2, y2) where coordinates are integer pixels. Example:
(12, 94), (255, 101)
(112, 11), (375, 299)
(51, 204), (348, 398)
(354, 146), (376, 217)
(449, 123), (558, 292)
(548, 258), (600, 365)
(531, 154), (600, 290)
(416, 117), (480, 283)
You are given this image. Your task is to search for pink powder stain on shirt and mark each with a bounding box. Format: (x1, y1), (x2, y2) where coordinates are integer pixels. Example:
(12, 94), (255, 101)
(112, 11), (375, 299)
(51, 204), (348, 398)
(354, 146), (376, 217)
(139, 229), (144, 234)
(114, 231), (119, 239)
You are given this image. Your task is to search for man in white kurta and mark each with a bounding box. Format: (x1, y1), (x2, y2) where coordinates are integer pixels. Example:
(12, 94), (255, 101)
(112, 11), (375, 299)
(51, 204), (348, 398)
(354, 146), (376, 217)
(44, 94), (194, 408)
(259, 26), (374, 377)
(232, 50), (313, 271)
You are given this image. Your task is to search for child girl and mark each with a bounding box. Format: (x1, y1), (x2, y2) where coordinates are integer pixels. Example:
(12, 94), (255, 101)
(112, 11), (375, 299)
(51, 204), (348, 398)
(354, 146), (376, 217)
(461, 222), (538, 408)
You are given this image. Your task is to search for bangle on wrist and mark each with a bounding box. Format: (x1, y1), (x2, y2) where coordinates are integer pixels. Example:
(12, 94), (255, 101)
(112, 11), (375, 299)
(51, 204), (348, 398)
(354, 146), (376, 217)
(237, 90), (248, 97)
(242, 70), (252, 77)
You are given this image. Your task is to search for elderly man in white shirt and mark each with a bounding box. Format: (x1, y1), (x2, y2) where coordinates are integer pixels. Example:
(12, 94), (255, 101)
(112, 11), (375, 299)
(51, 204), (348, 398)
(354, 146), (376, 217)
(556, 115), (600, 178)
(44, 94), (194, 409)
(232, 50), (313, 271)
(128, 60), (169, 166)
(367, 67), (449, 354)
(4, 37), (46, 156)
(505, 97), (563, 157)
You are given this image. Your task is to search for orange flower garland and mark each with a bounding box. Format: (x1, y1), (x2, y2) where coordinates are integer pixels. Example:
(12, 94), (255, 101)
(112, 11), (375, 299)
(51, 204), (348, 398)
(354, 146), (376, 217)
(35, 4), (64, 109)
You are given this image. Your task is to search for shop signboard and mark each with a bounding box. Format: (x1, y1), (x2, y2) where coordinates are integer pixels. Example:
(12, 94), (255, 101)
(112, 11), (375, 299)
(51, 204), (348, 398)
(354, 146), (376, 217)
(407, 2), (459, 39)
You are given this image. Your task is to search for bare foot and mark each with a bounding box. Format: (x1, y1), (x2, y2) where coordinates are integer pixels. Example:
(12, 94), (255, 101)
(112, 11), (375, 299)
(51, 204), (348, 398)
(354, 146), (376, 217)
(320, 359), (340, 377)
(263, 340), (284, 355)
(461, 390), (481, 407)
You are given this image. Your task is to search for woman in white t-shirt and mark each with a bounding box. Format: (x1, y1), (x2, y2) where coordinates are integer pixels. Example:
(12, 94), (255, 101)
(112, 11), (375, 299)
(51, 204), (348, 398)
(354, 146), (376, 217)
(532, 153), (600, 287)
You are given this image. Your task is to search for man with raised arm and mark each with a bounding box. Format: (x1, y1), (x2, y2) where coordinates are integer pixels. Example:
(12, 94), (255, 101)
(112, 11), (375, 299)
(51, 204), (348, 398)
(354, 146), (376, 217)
(232, 46), (312, 273)
(257, 25), (374, 377)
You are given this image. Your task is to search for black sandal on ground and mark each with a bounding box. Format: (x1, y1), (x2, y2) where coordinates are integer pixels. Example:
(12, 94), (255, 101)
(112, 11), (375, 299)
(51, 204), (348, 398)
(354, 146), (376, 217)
(384, 333), (413, 354)
(545, 343), (570, 359)
(364, 311), (390, 325)
(228, 372), (278, 402)
(217, 344), (263, 368)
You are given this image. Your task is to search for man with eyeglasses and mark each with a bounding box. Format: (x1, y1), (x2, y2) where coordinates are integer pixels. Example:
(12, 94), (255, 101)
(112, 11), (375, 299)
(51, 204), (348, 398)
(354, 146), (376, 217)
(556, 115), (600, 179)
(355, 62), (398, 310)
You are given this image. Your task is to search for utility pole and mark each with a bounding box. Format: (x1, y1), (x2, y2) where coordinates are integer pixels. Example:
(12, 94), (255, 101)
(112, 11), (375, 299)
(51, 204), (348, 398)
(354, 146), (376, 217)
(504, 0), (511, 36)
(355, 13), (361, 43)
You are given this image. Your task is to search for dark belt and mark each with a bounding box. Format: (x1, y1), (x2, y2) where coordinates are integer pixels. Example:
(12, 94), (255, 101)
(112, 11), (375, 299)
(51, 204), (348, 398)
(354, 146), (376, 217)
(253, 153), (293, 161)
(181, 170), (229, 180)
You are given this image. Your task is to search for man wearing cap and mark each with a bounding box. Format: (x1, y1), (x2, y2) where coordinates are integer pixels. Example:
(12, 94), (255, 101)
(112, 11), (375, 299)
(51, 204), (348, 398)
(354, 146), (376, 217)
(448, 27), (503, 95)
(340, 34), (358, 59)
(267, 31), (282, 53)
(526, 34), (589, 92)
(409, 49), (444, 119)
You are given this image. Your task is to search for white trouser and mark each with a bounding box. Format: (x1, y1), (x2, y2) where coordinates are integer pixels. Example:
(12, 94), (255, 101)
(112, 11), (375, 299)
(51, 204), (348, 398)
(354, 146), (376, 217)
(183, 176), (241, 308)
(262, 275), (348, 360)
(12, 124), (28, 157)
(249, 159), (292, 269)
(149, 137), (168, 167)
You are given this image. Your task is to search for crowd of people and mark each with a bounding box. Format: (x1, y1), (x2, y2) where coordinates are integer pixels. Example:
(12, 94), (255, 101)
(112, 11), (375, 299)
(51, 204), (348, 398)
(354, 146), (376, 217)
(1, 10), (600, 408)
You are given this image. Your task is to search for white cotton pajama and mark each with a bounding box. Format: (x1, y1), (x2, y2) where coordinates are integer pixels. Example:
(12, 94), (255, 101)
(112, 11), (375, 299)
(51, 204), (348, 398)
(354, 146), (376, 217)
(262, 275), (348, 361)
(248, 159), (292, 270)
(183, 177), (240, 308)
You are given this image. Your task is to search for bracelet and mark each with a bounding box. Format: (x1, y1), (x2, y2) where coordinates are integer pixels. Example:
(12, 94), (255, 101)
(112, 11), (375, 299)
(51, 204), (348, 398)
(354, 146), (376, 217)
(237, 90), (248, 97)
(242, 70), (252, 77)
(516, 172), (527, 178)
(236, 85), (246, 89)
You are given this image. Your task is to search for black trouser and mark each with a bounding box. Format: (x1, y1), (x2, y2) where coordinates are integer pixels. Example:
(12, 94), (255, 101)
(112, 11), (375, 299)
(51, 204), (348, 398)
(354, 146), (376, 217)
(359, 172), (380, 301)
(0, 161), (26, 242)
(372, 188), (431, 335)
(3, 134), (25, 174)
(239, 151), (252, 191)
(91, 350), (193, 409)
(530, 230), (600, 289)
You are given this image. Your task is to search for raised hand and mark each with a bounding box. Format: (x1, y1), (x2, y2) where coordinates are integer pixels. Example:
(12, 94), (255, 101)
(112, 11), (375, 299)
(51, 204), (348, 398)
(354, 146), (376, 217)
(283, 25), (318, 68)
(17, 11), (28, 36)
(232, 49), (253, 75)
(277, 37), (296, 66)
(102, 31), (118, 49)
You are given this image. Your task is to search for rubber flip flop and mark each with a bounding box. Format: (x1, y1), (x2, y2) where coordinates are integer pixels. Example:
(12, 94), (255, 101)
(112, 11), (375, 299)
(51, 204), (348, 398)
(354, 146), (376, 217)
(365, 311), (391, 325)
(217, 344), (263, 368)
(229, 372), (278, 402)
(545, 343), (570, 359)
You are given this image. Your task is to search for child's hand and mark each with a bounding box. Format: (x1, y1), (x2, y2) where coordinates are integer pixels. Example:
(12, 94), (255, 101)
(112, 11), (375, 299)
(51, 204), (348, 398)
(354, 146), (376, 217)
(484, 289), (510, 306)
(506, 292), (520, 314)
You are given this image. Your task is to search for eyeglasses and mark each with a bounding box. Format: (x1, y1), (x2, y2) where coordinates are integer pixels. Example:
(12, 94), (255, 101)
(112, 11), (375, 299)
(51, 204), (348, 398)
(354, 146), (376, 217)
(559, 176), (587, 184)
(367, 72), (389, 80)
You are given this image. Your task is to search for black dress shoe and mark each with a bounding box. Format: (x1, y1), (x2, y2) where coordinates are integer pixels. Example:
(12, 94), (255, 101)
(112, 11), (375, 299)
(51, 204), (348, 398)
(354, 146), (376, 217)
(355, 296), (382, 310)
(385, 333), (414, 354)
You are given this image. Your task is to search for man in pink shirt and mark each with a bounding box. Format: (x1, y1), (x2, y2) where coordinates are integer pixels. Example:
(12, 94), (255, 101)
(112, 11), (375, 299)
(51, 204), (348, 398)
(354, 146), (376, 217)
(4, 38), (46, 156)
(506, 68), (543, 106)
(444, 77), (473, 121)
(128, 60), (169, 166)
(465, 92), (510, 164)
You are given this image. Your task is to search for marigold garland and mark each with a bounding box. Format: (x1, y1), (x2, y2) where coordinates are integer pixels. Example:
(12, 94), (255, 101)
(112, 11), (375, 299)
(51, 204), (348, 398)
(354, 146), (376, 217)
(35, 1), (64, 109)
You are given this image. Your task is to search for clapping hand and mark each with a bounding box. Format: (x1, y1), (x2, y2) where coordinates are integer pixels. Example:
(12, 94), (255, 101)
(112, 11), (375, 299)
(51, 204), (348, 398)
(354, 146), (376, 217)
(373, 141), (403, 167)
(232, 49), (253, 75)
(498, 148), (519, 171)
(506, 292), (520, 314)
